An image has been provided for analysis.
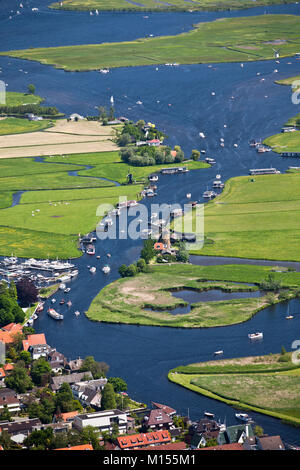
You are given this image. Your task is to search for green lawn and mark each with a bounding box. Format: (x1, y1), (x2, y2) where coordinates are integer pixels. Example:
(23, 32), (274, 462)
(168, 353), (300, 425)
(2, 15), (300, 70)
(0, 117), (53, 136)
(5, 91), (44, 107)
(173, 172), (300, 261)
(85, 263), (300, 328)
(50, 0), (296, 12)
(264, 130), (300, 153)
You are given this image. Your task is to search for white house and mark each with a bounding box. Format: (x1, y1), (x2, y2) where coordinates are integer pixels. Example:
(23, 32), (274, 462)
(73, 409), (128, 434)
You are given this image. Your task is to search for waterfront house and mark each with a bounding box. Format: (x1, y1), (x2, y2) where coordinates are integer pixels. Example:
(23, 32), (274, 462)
(142, 408), (174, 432)
(71, 378), (107, 409)
(0, 388), (21, 414)
(28, 344), (52, 360)
(0, 323), (23, 345)
(55, 411), (79, 428)
(189, 419), (220, 449)
(22, 333), (47, 352)
(46, 348), (67, 373)
(65, 358), (84, 373)
(50, 371), (93, 392)
(73, 409), (128, 435)
(218, 424), (254, 446)
(152, 402), (176, 417)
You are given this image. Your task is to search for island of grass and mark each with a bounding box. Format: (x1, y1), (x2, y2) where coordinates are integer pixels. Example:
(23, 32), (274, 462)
(2, 15), (300, 71)
(172, 171), (300, 261)
(168, 352), (300, 426)
(50, 0), (296, 13)
(85, 263), (300, 328)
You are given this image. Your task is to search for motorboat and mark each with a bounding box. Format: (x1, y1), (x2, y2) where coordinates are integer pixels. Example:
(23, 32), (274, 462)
(90, 267), (97, 274)
(47, 308), (64, 320)
(86, 244), (95, 255)
(59, 299), (65, 305)
(235, 413), (252, 423)
(64, 288), (71, 293)
(67, 301), (72, 307)
(248, 332), (263, 340)
(51, 298), (56, 304)
(74, 310), (80, 316)
(214, 350), (223, 355)
(102, 265), (110, 274)
(186, 193), (191, 198)
(204, 411), (215, 418)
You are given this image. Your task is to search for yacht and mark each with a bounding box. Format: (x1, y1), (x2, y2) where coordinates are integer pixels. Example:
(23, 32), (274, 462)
(248, 332), (263, 340)
(214, 350), (223, 355)
(102, 265), (111, 274)
(47, 308), (64, 320)
(90, 267), (97, 274)
(235, 413), (252, 423)
(204, 411), (215, 418)
(186, 193), (191, 198)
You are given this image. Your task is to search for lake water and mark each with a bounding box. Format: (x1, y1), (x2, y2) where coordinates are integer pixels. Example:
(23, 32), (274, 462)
(1, 1), (300, 445)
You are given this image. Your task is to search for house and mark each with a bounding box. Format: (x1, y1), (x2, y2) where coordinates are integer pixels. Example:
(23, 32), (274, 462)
(152, 402), (176, 416)
(116, 430), (171, 450)
(137, 441), (187, 451)
(189, 419), (220, 449)
(0, 388), (21, 413)
(0, 368), (5, 386)
(55, 410), (79, 428)
(142, 409), (174, 431)
(65, 358), (84, 373)
(50, 371), (93, 392)
(218, 424), (254, 446)
(69, 113), (84, 121)
(256, 435), (285, 451)
(73, 409), (128, 435)
(199, 443), (244, 451)
(22, 333), (47, 352)
(0, 323), (23, 345)
(28, 344), (52, 360)
(55, 444), (93, 451)
(47, 348), (67, 373)
(33, 422), (69, 435)
(0, 418), (41, 444)
(71, 378), (107, 409)
(147, 139), (161, 147)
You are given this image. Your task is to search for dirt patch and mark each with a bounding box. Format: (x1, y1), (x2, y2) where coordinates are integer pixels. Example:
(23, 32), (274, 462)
(263, 39), (287, 45)
(237, 45), (259, 50)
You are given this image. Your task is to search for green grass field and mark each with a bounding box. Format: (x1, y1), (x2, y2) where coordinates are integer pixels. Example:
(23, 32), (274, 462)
(85, 263), (300, 327)
(2, 15), (300, 71)
(0, 151), (207, 258)
(5, 91), (44, 107)
(0, 117), (53, 136)
(169, 353), (300, 425)
(50, 0), (296, 12)
(173, 172), (300, 261)
(264, 129), (300, 153)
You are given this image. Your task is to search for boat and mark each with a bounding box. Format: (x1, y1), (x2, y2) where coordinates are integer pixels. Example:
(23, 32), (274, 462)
(86, 244), (95, 255)
(36, 302), (44, 313)
(67, 301), (72, 307)
(107, 253), (111, 258)
(97, 255), (101, 259)
(286, 304), (294, 319)
(64, 288), (71, 293)
(51, 298), (56, 304)
(59, 299), (65, 305)
(149, 175), (158, 182)
(186, 193), (191, 198)
(47, 308), (64, 320)
(74, 310), (80, 316)
(216, 174), (221, 179)
(248, 332), (263, 340)
(235, 413), (252, 423)
(204, 411), (215, 418)
(90, 267), (97, 274)
(214, 350), (223, 355)
(102, 265), (110, 274)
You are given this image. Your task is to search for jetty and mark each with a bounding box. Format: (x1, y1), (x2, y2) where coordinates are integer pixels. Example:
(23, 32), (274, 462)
(249, 168), (280, 175)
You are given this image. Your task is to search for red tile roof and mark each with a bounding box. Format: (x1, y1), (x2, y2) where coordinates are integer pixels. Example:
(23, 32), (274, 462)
(146, 409), (173, 427)
(55, 444), (93, 451)
(22, 334), (47, 351)
(199, 443), (244, 451)
(117, 431), (171, 450)
(0, 324), (23, 344)
(154, 243), (165, 251)
(152, 402), (176, 416)
(58, 411), (79, 422)
(0, 368), (5, 379)
(3, 363), (14, 372)
(2, 323), (23, 333)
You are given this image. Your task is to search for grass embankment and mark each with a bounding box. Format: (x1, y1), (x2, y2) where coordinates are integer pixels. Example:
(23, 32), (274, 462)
(2, 15), (300, 71)
(5, 91), (44, 107)
(173, 172), (300, 261)
(0, 117), (53, 136)
(0, 152), (207, 258)
(50, 0), (296, 12)
(168, 353), (300, 426)
(85, 263), (300, 328)
(264, 130), (300, 153)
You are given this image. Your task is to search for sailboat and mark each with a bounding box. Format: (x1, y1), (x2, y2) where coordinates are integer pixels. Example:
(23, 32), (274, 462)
(286, 303), (294, 320)
(110, 96), (114, 105)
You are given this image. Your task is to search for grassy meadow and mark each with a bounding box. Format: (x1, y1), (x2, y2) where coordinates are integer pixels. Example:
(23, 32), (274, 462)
(173, 172), (300, 261)
(169, 353), (300, 425)
(85, 263), (300, 328)
(264, 129), (300, 153)
(0, 118), (53, 136)
(2, 15), (300, 70)
(50, 0), (296, 12)
(5, 91), (44, 107)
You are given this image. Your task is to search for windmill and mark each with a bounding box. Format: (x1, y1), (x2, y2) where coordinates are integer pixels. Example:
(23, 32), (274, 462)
(272, 48), (280, 59)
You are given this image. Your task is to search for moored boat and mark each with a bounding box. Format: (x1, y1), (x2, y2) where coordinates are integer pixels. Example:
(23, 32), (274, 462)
(248, 332), (263, 340)
(47, 308), (64, 320)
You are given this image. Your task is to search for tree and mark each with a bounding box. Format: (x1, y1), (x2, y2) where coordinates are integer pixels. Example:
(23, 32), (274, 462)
(118, 264), (129, 278)
(31, 358), (51, 386)
(8, 281), (17, 300)
(27, 84), (36, 95)
(16, 277), (38, 306)
(191, 149), (200, 161)
(81, 426), (101, 450)
(0, 404), (12, 422)
(5, 361), (33, 393)
(24, 427), (54, 450)
(108, 377), (127, 393)
(136, 258), (147, 272)
(254, 425), (264, 437)
(80, 356), (109, 379)
(101, 383), (116, 410)
(140, 239), (156, 264)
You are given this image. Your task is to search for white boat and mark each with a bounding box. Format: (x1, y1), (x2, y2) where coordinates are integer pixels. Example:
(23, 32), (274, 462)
(90, 267), (96, 274)
(216, 174), (221, 179)
(286, 304), (294, 319)
(235, 413), (252, 423)
(204, 411), (215, 418)
(248, 332), (263, 340)
(59, 283), (67, 290)
(67, 301), (72, 307)
(51, 298), (56, 304)
(199, 132), (205, 139)
(186, 193), (191, 198)
(110, 96), (114, 105)
(47, 308), (64, 320)
(74, 310), (80, 316)
(214, 350), (223, 355)
(102, 265), (110, 274)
